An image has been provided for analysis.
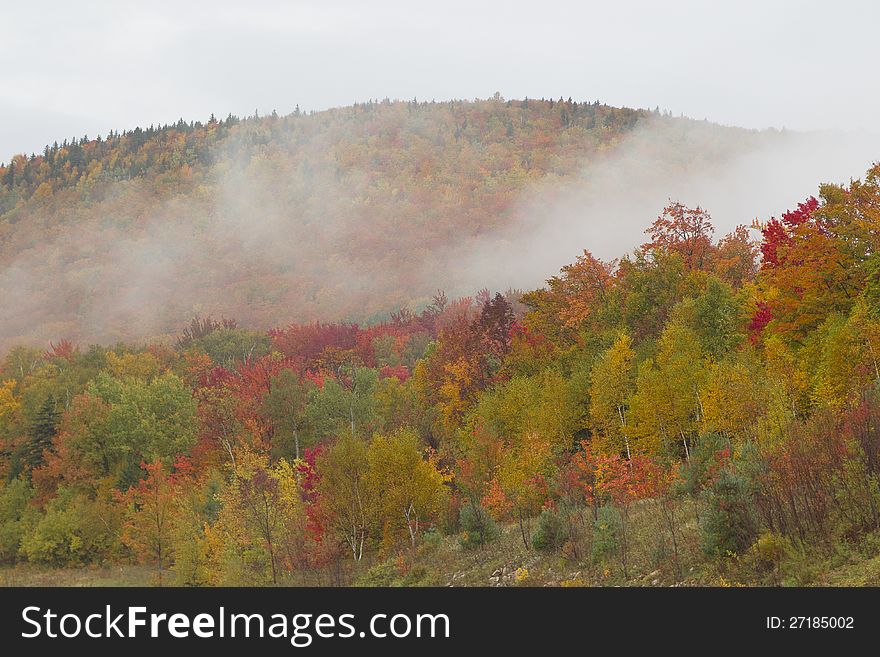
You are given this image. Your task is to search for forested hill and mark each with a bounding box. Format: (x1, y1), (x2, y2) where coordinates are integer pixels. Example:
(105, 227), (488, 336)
(0, 97), (756, 349)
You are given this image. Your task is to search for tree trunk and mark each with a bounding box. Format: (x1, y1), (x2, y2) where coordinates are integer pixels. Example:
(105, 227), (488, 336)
(518, 509), (530, 550)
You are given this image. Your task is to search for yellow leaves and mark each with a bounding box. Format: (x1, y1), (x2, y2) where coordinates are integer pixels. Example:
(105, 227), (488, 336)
(629, 322), (707, 458)
(472, 369), (577, 454)
(106, 351), (161, 381)
(366, 429), (450, 543)
(700, 355), (767, 442)
(31, 181), (54, 203)
(0, 379), (19, 422)
(209, 448), (307, 584)
(424, 445), (454, 486)
(437, 357), (474, 429)
(798, 305), (880, 412)
(486, 431), (553, 519)
(589, 332), (635, 455)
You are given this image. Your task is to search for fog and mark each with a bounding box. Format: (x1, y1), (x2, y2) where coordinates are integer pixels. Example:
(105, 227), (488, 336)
(453, 118), (880, 293)
(1, 109), (879, 350)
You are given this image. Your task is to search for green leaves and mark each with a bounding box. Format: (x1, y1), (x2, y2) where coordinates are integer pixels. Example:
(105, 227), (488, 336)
(71, 372), (198, 486)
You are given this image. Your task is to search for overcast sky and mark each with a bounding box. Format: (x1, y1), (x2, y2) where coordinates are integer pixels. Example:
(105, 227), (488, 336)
(2, 0), (878, 159)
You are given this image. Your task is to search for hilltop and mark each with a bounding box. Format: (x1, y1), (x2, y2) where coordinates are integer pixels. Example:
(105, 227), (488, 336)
(0, 97), (773, 349)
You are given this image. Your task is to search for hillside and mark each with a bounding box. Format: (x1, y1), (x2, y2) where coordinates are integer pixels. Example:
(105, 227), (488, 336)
(0, 97), (801, 350)
(2, 159), (880, 588)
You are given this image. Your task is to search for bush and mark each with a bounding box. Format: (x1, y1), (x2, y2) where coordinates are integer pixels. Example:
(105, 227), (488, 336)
(19, 487), (122, 566)
(591, 505), (621, 565)
(458, 502), (499, 549)
(0, 478), (39, 562)
(700, 468), (758, 557)
(532, 508), (568, 552)
(678, 433), (729, 498)
(354, 561), (400, 586)
(745, 531), (792, 584)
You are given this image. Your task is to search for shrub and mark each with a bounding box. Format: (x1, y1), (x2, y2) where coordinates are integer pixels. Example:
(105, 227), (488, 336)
(745, 531), (792, 584)
(0, 478), (39, 562)
(591, 505), (621, 565)
(19, 487), (122, 566)
(532, 508), (568, 552)
(458, 502), (499, 549)
(700, 468), (758, 557)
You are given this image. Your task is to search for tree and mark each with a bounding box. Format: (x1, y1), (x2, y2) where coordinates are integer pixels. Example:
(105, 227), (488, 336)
(688, 277), (745, 360)
(365, 429), (449, 551)
(316, 434), (372, 561)
(616, 249), (692, 340)
(629, 320), (707, 459)
(23, 396), (59, 471)
(701, 468), (758, 557)
(120, 459), (178, 585)
(757, 191), (871, 341)
(477, 292), (515, 361)
(0, 478), (38, 562)
(714, 225), (758, 288)
(589, 333), (636, 459)
(566, 440), (654, 577)
(58, 372), (198, 488)
(700, 352), (768, 443)
(305, 367), (378, 442)
(263, 369), (313, 459)
(543, 250), (615, 329)
(483, 432), (554, 549)
(473, 368), (580, 453)
(210, 450), (306, 584)
(643, 201), (715, 271)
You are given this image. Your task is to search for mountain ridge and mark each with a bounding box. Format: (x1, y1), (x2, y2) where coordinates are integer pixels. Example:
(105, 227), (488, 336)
(0, 98), (838, 350)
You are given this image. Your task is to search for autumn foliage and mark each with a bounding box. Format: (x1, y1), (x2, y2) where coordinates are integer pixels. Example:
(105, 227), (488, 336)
(1, 136), (880, 586)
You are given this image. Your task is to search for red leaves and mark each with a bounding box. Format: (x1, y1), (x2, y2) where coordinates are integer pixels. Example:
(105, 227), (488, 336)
(379, 364), (410, 382)
(643, 202), (715, 270)
(748, 301), (772, 343)
(269, 322), (360, 372)
(758, 218), (789, 269)
(781, 196), (820, 229)
(43, 338), (76, 361)
(566, 440), (673, 509)
(758, 196), (819, 269)
(481, 477), (513, 518)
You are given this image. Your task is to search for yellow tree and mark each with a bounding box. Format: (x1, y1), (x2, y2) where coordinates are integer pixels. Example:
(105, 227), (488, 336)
(700, 350), (768, 443)
(630, 321), (706, 459)
(365, 429), (449, 551)
(472, 368), (579, 453)
(0, 380), (20, 477)
(806, 300), (880, 410)
(589, 333), (635, 458)
(483, 432), (554, 549)
(210, 449), (306, 584)
(316, 434), (372, 561)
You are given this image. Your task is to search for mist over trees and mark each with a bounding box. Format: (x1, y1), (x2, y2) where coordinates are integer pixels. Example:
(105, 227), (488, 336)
(2, 97), (874, 354)
(2, 155), (880, 586)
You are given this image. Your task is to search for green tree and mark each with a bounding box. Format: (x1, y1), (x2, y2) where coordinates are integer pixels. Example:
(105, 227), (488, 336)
(263, 369), (313, 460)
(23, 396), (60, 471)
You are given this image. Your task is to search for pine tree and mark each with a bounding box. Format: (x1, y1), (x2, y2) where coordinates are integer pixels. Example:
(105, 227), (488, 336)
(26, 396), (60, 469)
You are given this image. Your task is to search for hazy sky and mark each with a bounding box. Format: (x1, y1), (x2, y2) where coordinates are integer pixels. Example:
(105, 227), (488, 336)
(2, 0), (878, 159)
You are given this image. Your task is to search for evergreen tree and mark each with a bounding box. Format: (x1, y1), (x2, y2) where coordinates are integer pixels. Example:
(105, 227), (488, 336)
(25, 396), (60, 470)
